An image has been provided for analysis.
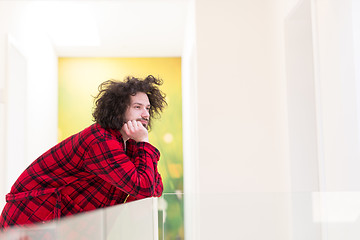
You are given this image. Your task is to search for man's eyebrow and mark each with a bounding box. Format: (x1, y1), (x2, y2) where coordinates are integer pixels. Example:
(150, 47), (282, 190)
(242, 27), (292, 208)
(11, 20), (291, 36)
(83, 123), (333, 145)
(132, 102), (151, 106)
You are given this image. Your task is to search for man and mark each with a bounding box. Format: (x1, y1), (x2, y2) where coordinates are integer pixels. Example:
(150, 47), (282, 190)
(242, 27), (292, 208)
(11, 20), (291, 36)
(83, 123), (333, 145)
(0, 75), (167, 228)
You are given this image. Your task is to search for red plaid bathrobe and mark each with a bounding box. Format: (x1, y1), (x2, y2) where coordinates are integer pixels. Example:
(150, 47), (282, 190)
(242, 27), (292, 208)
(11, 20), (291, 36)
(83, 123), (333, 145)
(0, 123), (163, 228)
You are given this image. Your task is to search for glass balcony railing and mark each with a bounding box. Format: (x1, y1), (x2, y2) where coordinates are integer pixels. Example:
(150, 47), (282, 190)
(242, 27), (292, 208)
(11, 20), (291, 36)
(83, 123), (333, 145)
(1, 192), (360, 239)
(0, 197), (160, 240)
(158, 193), (184, 240)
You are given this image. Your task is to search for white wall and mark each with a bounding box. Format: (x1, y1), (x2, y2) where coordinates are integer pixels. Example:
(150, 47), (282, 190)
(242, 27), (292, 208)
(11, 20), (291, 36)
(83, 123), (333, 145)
(182, 0), (200, 239)
(314, 0), (360, 192)
(354, 0), (360, 156)
(192, 0), (292, 239)
(284, 0), (322, 239)
(312, 0), (360, 239)
(0, 29), (6, 220)
(0, 1), (58, 210)
(6, 36), (28, 193)
(185, 0), (360, 239)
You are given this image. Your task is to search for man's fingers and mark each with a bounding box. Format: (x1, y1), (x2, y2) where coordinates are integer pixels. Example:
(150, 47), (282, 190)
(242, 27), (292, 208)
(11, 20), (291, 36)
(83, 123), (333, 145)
(131, 120), (138, 127)
(123, 120), (149, 142)
(131, 120), (142, 131)
(136, 120), (144, 129)
(127, 120), (135, 132)
(122, 123), (130, 135)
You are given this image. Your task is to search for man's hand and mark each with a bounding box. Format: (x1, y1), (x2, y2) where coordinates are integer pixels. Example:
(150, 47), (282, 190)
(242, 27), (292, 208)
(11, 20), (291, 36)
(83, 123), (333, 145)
(122, 120), (149, 143)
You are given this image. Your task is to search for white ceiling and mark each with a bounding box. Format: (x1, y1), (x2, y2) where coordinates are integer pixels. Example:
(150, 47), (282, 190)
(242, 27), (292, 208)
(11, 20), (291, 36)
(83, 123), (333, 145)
(31, 0), (189, 57)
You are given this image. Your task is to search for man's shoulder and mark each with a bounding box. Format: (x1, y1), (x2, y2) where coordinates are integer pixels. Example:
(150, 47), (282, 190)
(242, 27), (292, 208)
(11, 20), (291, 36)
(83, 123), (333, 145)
(81, 123), (121, 142)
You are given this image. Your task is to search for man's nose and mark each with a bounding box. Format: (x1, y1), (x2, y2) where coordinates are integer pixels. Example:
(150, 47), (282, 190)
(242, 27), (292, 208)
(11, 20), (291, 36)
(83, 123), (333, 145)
(142, 108), (150, 119)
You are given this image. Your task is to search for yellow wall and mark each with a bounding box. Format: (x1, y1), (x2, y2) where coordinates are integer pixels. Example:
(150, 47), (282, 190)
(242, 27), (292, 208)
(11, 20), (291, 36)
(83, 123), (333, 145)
(58, 57), (181, 142)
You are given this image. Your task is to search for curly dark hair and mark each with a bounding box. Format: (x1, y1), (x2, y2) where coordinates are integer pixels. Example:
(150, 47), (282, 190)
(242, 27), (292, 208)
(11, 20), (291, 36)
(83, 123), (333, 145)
(92, 75), (167, 130)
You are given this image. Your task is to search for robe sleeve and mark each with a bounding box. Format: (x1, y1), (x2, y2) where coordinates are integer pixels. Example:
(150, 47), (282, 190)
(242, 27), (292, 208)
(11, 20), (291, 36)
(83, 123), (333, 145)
(83, 139), (163, 199)
(127, 139), (164, 197)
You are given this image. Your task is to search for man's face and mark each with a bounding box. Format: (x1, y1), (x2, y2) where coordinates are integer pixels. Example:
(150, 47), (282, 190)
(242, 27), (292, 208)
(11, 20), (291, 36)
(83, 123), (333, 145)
(124, 92), (150, 128)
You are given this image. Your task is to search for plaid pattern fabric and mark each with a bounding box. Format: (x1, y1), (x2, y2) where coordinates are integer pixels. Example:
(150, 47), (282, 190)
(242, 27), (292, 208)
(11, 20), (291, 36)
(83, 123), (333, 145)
(0, 124), (163, 229)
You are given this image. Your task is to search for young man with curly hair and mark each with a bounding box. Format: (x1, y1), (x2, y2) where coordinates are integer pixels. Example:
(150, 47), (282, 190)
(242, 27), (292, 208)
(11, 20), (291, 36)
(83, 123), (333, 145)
(0, 75), (167, 229)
